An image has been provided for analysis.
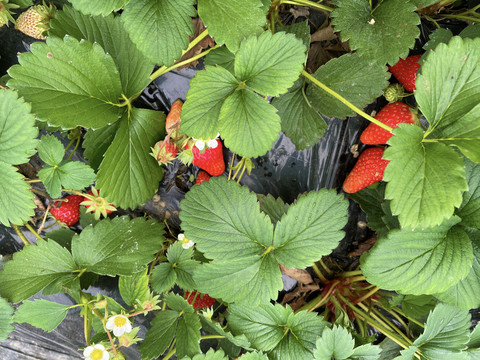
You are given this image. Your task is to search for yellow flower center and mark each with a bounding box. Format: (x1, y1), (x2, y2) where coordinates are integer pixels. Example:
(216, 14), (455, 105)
(90, 349), (104, 360)
(182, 236), (190, 244)
(114, 316), (127, 327)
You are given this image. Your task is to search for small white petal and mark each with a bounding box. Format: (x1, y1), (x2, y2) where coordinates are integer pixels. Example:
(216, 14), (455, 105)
(83, 346), (94, 357)
(113, 326), (124, 337)
(207, 139), (218, 148)
(105, 317), (115, 331)
(195, 140), (205, 151)
(182, 240), (195, 249)
(178, 234), (185, 241)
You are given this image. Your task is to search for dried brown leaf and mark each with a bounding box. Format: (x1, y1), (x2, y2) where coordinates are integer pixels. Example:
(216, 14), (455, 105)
(280, 264), (314, 285)
(176, 18), (215, 70)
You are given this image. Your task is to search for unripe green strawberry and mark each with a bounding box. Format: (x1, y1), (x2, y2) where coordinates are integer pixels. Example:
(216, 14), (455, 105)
(151, 138), (179, 165)
(343, 147), (389, 194)
(15, 3), (55, 40)
(360, 102), (417, 145)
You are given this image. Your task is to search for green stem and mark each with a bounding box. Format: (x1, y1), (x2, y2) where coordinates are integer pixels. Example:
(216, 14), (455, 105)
(437, 13), (480, 22)
(422, 14), (441, 29)
(391, 306), (425, 328)
(24, 222), (42, 240)
(150, 29), (211, 81)
(228, 152), (236, 180)
(365, 303), (413, 345)
(64, 137), (76, 153)
(12, 225), (31, 245)
(280, 0), (333, 12)
(312, 263), (328, 284)
(340, 269), (363, 278)
(25, 179), (42, 183)
(201, 335), (226, 340)
(301, 70), (394, 132)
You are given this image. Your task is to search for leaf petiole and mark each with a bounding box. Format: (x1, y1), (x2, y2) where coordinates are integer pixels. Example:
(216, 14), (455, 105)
(280, 0), (333, 12)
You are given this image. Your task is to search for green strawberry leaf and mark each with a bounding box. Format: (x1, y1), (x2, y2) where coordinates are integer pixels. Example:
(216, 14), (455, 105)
(198, 0), (265, 53)
(122, 0), (196, 66)
(455, 159), (480, 229)
(417, 37), (480, 163)
(219, 89), (281, 158)
(0, 89), (38, 165)
(65, 0), (129, 15)
(258, 194), (289, 226)
(0, 239), (77, 302)
(410, 0), (441, 8)
(413, 304), (471, 359)
(276, 20), (311, 49)
(228, 303), (326, 359)
(351, 344), (382, 359)
(151, 242), (199, 293)
(36, 135), (64, 167)
(176, 312), (202, 359)
(0, 297), (14, 340)
(434, 229), (480, 310)
(204, 47), (235, 74)
(38, 160), (96, 199)
(273, 189), (348, 269)
(118, 268), (149, 307)
(13, 299), (69, 332)
(50, 6), (154, 98)
(331, 0), (420, 65)
(200, 316), (253, 350)
(272, 77), (327, 150)
(8, 36), (124, 129)
(235, 31), (306, 97)
(421, 28), (453, 63)
(71, 217), (164, 276)
(82, 122), (121, 172)
(181, 349), (228, 360)
(459, 24), (480, 39)
(180, 66), (238, 140)
(361, 216), (473, 295)
(384, 124), (467, 229)
(349, 183), (399, 239)
(139, 310), (178, 360)
(95, 108), (165, 209)
(240, 353), (269, 360)
(0, 162), (36, 226)
(306, 53), (389, 118)
(397, 295), (437, 319)
(180, 177), (273, 260)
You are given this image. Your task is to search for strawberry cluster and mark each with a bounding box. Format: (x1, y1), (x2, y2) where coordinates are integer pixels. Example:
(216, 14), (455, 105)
(343, 55), (421, 193)
(151, 99), (225, 183)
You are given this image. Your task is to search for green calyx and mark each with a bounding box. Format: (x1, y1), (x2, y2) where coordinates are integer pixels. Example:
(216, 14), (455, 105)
(0, 0), (20, 27)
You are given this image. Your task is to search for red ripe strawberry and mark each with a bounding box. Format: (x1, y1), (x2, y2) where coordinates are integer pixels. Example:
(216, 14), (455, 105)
(196, 170), (211, 185)
(14, 3), (56, 40)
(166, 99), (183, 136)
(50, 194), (83, 226)
(388, 55), (422, 92)
(182, 139), (225, 176)
(184, 290), (216, 309)
(151, 139), (178, 165)
(360, 102), (417, 145)
(343, 147), (389, 194)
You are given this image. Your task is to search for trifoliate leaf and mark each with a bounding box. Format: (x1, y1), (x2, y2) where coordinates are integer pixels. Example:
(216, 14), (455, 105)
(228, 303), (326, 359)
(331, 0), (420, 65)
(71, 217), (164, 276)
(182, 349), (228, 360)
(38, 160), (96, 199)
(37, 135), (64, 167)
(66, 0), (128, 15)
(384, 124), (467, 229)
(122, 0), (196, 66)
(258, 194), (289, 226)
(272, 78), (327, 150)
(176, 312), (201, 359)
(273, 189), (348, 269)
(180, 66), (238, 140)
(139, 310), (178, 360)
(235, 31), (306, 97)
(198, 0), (265, 53)
(194, 252), (282, 304)
(434, 229), (480, 310)
(118, 268), (149, 307)
(0, 89), (38, 165)
(0, 162), (36, 226)
(413, 304), (471, 359)
(8, 36), (124, 129)
(0, 239), (77, 302)
(50, 6), (154, 97)
(417, 37), (480, 163)
(456, 158), (480, 230)
(313, 325), (355, 360)
(306, 53), (389, 118)
(204, 47), (235, 74)
(82, 122), (121, 172)
(219, 89), (281, 158)
(0, 297), (14, 340)
(180, 177), (273, 260)
(13, 299), (69, 332)
(95, 108), (165, 209)
(349, 183), (399, 239)
(361, 217), (473, 295)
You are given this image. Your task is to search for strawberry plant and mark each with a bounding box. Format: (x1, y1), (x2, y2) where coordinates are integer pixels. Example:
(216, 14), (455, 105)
(1, 0), (480, 359)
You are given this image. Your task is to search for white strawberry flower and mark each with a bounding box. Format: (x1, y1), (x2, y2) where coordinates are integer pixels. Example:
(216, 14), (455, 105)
(178, 233), (194, 249)
(83, 344), (109, 360)
(105, 315), (132, 337)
